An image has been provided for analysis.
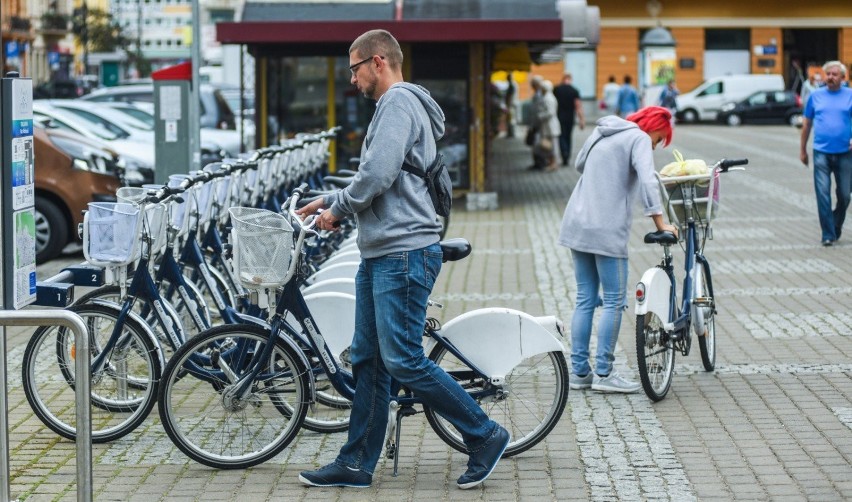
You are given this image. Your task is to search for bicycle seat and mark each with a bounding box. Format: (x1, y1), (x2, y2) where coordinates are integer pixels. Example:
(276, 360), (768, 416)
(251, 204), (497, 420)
(439, 238), (471, 262)
(323, 176), (354, 189)
(644, 230), (678, 245)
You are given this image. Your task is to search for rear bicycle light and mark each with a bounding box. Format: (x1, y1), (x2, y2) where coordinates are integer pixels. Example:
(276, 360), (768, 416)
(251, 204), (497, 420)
(636, 283), (646, 303)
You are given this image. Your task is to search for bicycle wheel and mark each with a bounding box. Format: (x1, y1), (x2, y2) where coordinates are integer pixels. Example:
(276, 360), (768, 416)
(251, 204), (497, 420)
(423, 346), (568, 457)
(695, 262), (716, 371)
(160, 275), (212, 337)
(22, 303), (161, 442)
(183, 262), (237, 324)
(636, 312), (675, 402)
(74, 285), (185, 360)
(158, 324), (310, 469)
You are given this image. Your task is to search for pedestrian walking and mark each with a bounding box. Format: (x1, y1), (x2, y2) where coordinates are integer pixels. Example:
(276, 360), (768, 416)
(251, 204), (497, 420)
(602, 75), (621, 114)
(297, 29), (510, 490)
(553, 73), (586, 166)
(527, 75), (547, 170)
(800, 71), (823, 108)
(799, 60), (852, 246)
(658, 79), (679, 118)
(537, 79), (561, 171)
(557, 106), (678, 393)
(505, 72), (519, 138)
(616, 75), (640, 118)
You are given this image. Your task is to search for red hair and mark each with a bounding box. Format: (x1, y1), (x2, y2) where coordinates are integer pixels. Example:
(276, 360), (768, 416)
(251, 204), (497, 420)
(626, 106), (673, 147)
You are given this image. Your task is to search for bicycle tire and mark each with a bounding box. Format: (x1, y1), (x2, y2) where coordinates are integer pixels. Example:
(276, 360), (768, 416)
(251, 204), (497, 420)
(183, 262), (237, 324)
(636, 312), (675, 402)
(695, 262), (716, 371)
(267, 324), (352, 434)
(22, 303), (161, 443)
(158, 324), (309, 469)
(160, 275), (212, 337)
(423, 346), (568, 457)
(74, 284), (185, 359)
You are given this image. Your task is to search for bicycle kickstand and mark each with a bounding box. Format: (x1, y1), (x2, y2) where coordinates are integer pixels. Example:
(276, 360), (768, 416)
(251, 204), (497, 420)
(384, 400), (419, 476)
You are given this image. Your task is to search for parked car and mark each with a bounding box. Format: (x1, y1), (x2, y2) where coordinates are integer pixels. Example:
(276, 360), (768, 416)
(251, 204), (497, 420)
(33, 79), (87, 99)
(32, 102), (154, 185)
(82, 83), (237, 130)
(101, 101), (240, 156)
(676, 74), (786, 122)
(32, 125), (122, 262)
(716, 90), (803, 126)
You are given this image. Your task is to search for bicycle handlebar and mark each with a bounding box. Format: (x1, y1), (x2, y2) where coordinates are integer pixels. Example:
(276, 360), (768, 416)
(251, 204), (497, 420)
(718, 158), (748, 171)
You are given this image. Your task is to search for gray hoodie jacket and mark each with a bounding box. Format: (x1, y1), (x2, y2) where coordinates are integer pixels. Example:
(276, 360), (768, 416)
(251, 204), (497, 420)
(325, 82), (445, 259)
(557, 116), (662, 258)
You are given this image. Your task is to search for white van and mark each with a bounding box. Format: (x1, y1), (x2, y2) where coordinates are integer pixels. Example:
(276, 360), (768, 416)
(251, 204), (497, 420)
(675, 74), (785, 122)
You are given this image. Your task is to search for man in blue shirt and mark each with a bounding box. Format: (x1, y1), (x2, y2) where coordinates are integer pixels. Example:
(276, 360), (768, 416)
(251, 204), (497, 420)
(615, 75), (640, 118)
(800, 60), (852, 246)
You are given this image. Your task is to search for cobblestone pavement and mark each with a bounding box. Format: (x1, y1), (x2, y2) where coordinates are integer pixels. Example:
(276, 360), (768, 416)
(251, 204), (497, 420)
(6, 122), (852, 501)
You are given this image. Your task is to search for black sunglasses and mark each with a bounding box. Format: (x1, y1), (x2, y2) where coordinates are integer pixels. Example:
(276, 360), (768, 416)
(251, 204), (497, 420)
(349, 55), (384, 75)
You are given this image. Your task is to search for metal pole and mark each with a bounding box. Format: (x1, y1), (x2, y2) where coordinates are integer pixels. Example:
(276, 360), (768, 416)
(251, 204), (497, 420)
(190, 0), (201, 169)
(0, 310), (92, 502)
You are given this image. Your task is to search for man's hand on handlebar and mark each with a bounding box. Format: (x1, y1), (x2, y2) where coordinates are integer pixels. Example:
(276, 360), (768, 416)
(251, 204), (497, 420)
(296, 198), (340, 231)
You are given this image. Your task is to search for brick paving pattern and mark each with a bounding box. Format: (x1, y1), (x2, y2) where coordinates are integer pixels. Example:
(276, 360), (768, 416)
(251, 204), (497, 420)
(4, 122), (851, 501)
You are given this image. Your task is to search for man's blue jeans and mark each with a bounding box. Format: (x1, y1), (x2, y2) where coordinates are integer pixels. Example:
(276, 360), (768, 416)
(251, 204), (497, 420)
(813, 150), (852, 242)
(335, 243), (498, 475)
(569, 249), (628, 377)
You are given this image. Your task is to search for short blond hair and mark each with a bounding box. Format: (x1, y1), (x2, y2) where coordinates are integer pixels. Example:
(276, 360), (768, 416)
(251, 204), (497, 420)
(350, 30), (403, 70)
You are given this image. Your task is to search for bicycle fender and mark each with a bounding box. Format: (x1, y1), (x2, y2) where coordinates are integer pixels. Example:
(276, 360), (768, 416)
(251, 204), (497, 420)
(88, 299), (167, 369)
(439, 308), (566, 379)
(635, 267), (671, 323)
(301, 278), (356, 297)
(305, 262), (358, 285)
(291, 292), (355, 361)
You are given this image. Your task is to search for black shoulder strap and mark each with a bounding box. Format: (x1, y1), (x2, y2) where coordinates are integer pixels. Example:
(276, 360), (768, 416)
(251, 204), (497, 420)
(401, 153), (442, 178)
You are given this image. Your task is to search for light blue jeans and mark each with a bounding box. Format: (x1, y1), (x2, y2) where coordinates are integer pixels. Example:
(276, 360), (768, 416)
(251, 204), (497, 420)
(335, 243), (498, 475)
(813, 150), (852, 241)
(569, 249), (628, 377)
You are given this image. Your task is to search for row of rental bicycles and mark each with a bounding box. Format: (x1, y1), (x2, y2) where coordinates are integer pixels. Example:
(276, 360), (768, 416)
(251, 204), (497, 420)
(22, 127), (572, 471)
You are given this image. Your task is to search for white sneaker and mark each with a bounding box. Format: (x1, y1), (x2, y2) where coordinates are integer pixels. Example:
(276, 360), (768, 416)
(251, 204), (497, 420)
(591, 371), (641, 393)
(569, 373), (593, 390)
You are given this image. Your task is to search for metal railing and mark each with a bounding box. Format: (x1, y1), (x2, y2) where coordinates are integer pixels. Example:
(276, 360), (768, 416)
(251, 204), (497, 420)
(0, 310), (92, 502)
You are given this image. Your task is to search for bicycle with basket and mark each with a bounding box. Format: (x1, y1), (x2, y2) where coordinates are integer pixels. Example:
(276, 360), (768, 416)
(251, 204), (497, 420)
(156, 184), (570, 471)
(634, 155), (748, 401)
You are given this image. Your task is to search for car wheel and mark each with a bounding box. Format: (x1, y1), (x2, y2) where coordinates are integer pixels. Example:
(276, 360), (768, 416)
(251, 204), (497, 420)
(726, 114), (742, 126)
(788, 113), (803, 127)
(34, 196), (68, 263)
(681, 109), (699, 123)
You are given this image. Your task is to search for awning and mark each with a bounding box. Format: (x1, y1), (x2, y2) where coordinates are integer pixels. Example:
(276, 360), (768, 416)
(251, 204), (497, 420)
(217, 19), (562, 45)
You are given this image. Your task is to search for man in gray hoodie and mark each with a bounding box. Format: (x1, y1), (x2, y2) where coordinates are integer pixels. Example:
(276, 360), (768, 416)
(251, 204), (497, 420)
(298, 29), (509, 490)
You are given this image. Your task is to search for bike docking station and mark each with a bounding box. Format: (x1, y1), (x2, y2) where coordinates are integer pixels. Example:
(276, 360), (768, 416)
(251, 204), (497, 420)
(0, 72), (93, 502)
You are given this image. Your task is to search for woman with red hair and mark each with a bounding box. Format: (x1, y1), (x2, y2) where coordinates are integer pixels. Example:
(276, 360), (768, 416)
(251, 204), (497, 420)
(557, 106), (678, 394)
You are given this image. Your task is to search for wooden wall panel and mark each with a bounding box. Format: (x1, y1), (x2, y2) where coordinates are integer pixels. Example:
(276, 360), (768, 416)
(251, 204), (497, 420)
(841, 28), (852, 71)
(750, 27), (783, 75)
(670, 27), (704, 93)
(596, 27), (639, 99)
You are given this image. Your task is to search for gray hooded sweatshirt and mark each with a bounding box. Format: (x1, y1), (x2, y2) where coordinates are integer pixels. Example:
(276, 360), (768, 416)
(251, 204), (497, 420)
(557, 115), (662, 258)
(325, 82), (445, 259)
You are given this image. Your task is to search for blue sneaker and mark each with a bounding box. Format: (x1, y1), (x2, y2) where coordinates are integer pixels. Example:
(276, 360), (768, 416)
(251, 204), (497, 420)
(298, 462), (372, 488)
(457, 425), (511, 489)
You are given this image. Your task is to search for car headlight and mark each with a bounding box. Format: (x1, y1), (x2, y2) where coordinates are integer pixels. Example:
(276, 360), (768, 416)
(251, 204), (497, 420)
(720, 102), (736, 112)
(51, 136), (114, 174)
(117, 157), (154, 186)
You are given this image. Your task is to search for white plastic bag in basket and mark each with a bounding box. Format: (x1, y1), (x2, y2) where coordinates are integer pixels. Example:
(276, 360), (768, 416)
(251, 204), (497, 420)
(660, 150), (708, 177)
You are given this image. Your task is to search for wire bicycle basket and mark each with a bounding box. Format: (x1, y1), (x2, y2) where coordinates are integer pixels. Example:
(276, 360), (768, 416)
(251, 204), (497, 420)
(83, 202), (142, 266)
(228, 207), (294, 289)
(658, 169), (720, 230)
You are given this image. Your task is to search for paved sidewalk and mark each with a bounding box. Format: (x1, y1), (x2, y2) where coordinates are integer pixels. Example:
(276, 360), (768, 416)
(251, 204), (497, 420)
(6, 123), (852, 501)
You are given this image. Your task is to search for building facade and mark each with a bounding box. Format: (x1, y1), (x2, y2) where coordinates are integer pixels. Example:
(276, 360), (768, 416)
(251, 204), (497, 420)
(596, 1), (852, 96)
(528, 0), (852, 102)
